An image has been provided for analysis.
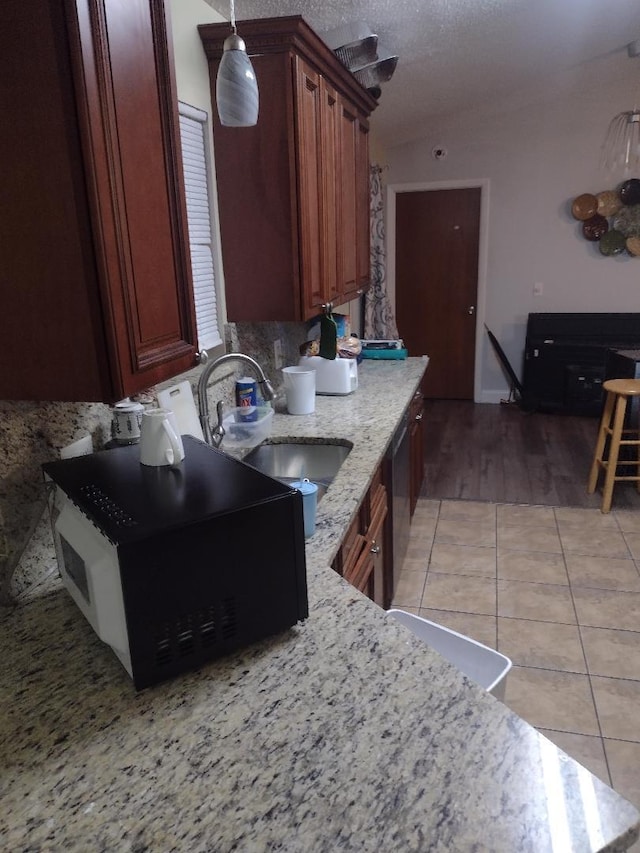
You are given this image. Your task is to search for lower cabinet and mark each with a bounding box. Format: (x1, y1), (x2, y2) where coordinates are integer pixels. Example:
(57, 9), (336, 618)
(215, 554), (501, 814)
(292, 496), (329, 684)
(332, 462), (391, 608)
(333, 392), (424, 607)
(409, 390), (425, 516)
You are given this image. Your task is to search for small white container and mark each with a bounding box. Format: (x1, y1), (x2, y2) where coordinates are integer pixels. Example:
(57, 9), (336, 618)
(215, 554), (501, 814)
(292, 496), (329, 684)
(220, 406), (273, 448)
(111, 399), (145, 444)
(282, 366), (316, 414)
(388, 609), (512, 699)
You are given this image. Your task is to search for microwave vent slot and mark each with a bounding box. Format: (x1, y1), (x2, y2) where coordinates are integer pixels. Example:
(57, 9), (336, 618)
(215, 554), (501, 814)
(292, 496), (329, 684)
(200, 606), (217, 648)
(220, 598), (237, 639)
(78, 484), (138, 528)
(177, 614), (195, 658)
(153, 598), (238, 667)
(155, 625), (172, 667)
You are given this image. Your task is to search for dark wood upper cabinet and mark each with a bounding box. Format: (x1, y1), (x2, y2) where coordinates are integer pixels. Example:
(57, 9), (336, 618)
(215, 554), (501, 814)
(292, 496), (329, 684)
(0, 0), (196, 402)
(198, 16), (377, 322)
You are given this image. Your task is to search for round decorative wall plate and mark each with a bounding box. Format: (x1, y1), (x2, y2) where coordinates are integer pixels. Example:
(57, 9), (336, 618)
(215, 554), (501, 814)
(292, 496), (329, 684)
(571, 178), (640, 257)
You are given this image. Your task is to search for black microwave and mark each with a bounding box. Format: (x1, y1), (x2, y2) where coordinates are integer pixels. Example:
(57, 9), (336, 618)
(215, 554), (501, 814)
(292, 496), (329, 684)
(43, 436), (308, 690)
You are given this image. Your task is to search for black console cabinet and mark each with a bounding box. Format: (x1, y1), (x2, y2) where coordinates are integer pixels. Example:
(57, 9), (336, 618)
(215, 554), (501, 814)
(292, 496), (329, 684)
(522, 313), (640, 415)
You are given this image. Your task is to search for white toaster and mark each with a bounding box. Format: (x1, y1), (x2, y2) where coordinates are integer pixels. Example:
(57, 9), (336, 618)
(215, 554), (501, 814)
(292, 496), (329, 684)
(298, 356), (358, 395)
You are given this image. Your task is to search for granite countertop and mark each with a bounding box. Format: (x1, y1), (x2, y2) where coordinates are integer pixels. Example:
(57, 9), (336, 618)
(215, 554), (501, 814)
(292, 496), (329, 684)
(2, 358), (639, 852)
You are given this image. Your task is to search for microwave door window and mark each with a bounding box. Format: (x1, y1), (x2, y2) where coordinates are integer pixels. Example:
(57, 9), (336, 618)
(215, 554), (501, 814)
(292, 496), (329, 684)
(59, 535), (90, 604)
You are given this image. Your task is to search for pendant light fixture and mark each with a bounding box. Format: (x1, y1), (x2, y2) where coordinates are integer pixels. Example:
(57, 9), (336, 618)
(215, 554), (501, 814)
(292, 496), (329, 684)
(216, 0), (259, 127)
(600, 41), (640, 173)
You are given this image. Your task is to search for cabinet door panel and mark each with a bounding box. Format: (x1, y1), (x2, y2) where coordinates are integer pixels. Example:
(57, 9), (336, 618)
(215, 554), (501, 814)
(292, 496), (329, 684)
(342, 534), (369, 582)
(345, 536), (374, 593)
(104, 0), (183, 344)
(212, 53), (299, 322)
(80, 0), (196, 393)
(0, 0), (109, 400)
(334, 513), (363, 576)
(369, 484), (388, 539)
(295, 58), (324, 316)
(335, 467), (388, 606)
(338, 98), (358, 298)
(1, 0), (197, 401)
(320, 79), (339, 306)
(368, 483), (388, 608)
(355, 118), (371, 292)
(409, 390), (425, 515)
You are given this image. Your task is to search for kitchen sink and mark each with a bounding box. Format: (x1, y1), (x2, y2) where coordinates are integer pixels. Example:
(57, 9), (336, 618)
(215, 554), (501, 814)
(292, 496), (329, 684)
(242, 441), (351, 503)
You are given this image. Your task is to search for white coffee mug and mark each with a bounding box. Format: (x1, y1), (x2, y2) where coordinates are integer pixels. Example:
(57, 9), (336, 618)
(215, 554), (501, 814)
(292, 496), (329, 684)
(139, 408), (185, 467)
(282, 366), (316, 415)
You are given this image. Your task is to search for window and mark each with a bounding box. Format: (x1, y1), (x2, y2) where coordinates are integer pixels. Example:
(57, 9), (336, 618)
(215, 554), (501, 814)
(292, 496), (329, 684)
(178, 101), (222, 351)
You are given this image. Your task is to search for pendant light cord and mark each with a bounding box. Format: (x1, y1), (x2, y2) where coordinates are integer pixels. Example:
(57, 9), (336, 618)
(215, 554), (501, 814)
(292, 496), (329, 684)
(230, 0), (237, 34)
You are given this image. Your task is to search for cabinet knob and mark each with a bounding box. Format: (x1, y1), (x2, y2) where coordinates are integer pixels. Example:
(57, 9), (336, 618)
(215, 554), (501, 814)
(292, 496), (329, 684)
(415, 412), (423, 422)
(196, 349), (209, 364)
(370, 541), (381, 555)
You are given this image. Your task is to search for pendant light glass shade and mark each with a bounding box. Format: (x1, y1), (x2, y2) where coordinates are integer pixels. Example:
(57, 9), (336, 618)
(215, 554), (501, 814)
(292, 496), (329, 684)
(215, 5), (259, 128)
(600, 45), (640, 173)
(601, 110), (640, 172)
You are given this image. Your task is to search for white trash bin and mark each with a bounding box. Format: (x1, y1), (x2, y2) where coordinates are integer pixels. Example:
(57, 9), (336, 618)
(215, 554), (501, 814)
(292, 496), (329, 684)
(388, 609), (512, 700)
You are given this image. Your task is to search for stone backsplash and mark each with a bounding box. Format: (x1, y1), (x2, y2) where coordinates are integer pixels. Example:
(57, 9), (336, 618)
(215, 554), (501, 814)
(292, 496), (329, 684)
(0, 321), (307, 606)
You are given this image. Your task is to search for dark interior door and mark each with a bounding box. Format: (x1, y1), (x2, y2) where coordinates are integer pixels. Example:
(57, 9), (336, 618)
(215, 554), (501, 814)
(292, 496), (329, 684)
(395, 188), (481, 399)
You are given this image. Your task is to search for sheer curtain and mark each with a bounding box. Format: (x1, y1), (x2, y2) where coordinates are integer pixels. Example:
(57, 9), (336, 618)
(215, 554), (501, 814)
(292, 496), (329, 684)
(364, 163), (398, 340)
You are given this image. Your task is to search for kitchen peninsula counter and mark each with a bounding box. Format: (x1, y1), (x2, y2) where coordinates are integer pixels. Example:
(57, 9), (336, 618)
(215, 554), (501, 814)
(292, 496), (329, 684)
(2, 359), (639, 852)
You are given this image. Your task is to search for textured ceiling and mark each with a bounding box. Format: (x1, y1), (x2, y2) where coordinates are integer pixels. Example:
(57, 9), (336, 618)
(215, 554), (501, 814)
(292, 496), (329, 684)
(206, 0), (640, 147)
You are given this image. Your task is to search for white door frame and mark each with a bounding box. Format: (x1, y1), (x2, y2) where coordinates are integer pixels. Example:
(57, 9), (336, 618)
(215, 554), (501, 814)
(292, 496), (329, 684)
(387, 178), (490, 403)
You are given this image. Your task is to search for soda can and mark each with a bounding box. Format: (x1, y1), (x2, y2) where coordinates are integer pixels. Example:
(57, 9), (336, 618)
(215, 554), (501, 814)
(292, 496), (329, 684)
(235, 377), (258, 421)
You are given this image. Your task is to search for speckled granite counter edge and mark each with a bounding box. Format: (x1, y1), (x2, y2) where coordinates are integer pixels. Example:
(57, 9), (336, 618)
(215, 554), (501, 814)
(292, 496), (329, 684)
(2, 358), (639, 853)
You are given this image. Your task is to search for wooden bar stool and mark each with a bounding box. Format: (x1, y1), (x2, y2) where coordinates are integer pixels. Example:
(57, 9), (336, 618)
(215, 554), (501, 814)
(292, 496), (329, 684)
(587, 378), (640, 512)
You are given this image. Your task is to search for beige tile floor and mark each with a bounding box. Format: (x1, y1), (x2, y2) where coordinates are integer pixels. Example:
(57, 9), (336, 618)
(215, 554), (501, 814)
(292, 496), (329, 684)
(392, 497), (640, 817)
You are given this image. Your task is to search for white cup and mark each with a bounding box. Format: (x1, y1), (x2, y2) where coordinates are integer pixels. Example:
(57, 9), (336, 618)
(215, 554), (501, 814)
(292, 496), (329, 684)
(139, 409), (185, 467)
(282, 366), (316, 415)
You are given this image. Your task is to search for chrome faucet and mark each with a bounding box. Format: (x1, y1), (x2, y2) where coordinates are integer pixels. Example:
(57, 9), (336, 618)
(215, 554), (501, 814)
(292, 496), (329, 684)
(197, 352), (276, 447)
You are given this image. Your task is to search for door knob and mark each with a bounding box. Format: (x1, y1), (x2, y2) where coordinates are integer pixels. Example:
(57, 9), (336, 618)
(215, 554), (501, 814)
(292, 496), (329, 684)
(468, 306), (476, 315)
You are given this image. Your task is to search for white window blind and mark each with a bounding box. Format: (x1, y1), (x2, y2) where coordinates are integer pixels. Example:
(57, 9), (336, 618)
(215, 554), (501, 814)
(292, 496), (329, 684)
(178, 101), (222, 351)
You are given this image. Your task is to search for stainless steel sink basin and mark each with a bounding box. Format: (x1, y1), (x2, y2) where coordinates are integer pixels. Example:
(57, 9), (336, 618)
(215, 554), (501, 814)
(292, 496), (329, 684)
(242, 441), (351, 502)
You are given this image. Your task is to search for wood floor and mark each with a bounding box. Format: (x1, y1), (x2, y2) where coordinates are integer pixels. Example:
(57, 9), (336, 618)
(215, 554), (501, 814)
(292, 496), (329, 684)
(421, 399), (640, 509)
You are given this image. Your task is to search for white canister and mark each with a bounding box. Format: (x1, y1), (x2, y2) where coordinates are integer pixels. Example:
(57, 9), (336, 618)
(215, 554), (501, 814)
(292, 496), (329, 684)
(282, 366), (316, 415)
(139, 408), (185, 467)
(111, 400), (145, 444)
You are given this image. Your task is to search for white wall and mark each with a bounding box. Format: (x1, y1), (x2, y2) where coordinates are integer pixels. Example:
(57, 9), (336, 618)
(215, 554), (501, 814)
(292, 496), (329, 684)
(170, 0), (228, 343)
(170, 0), (223, 103)
(383, 53), (640, 401)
